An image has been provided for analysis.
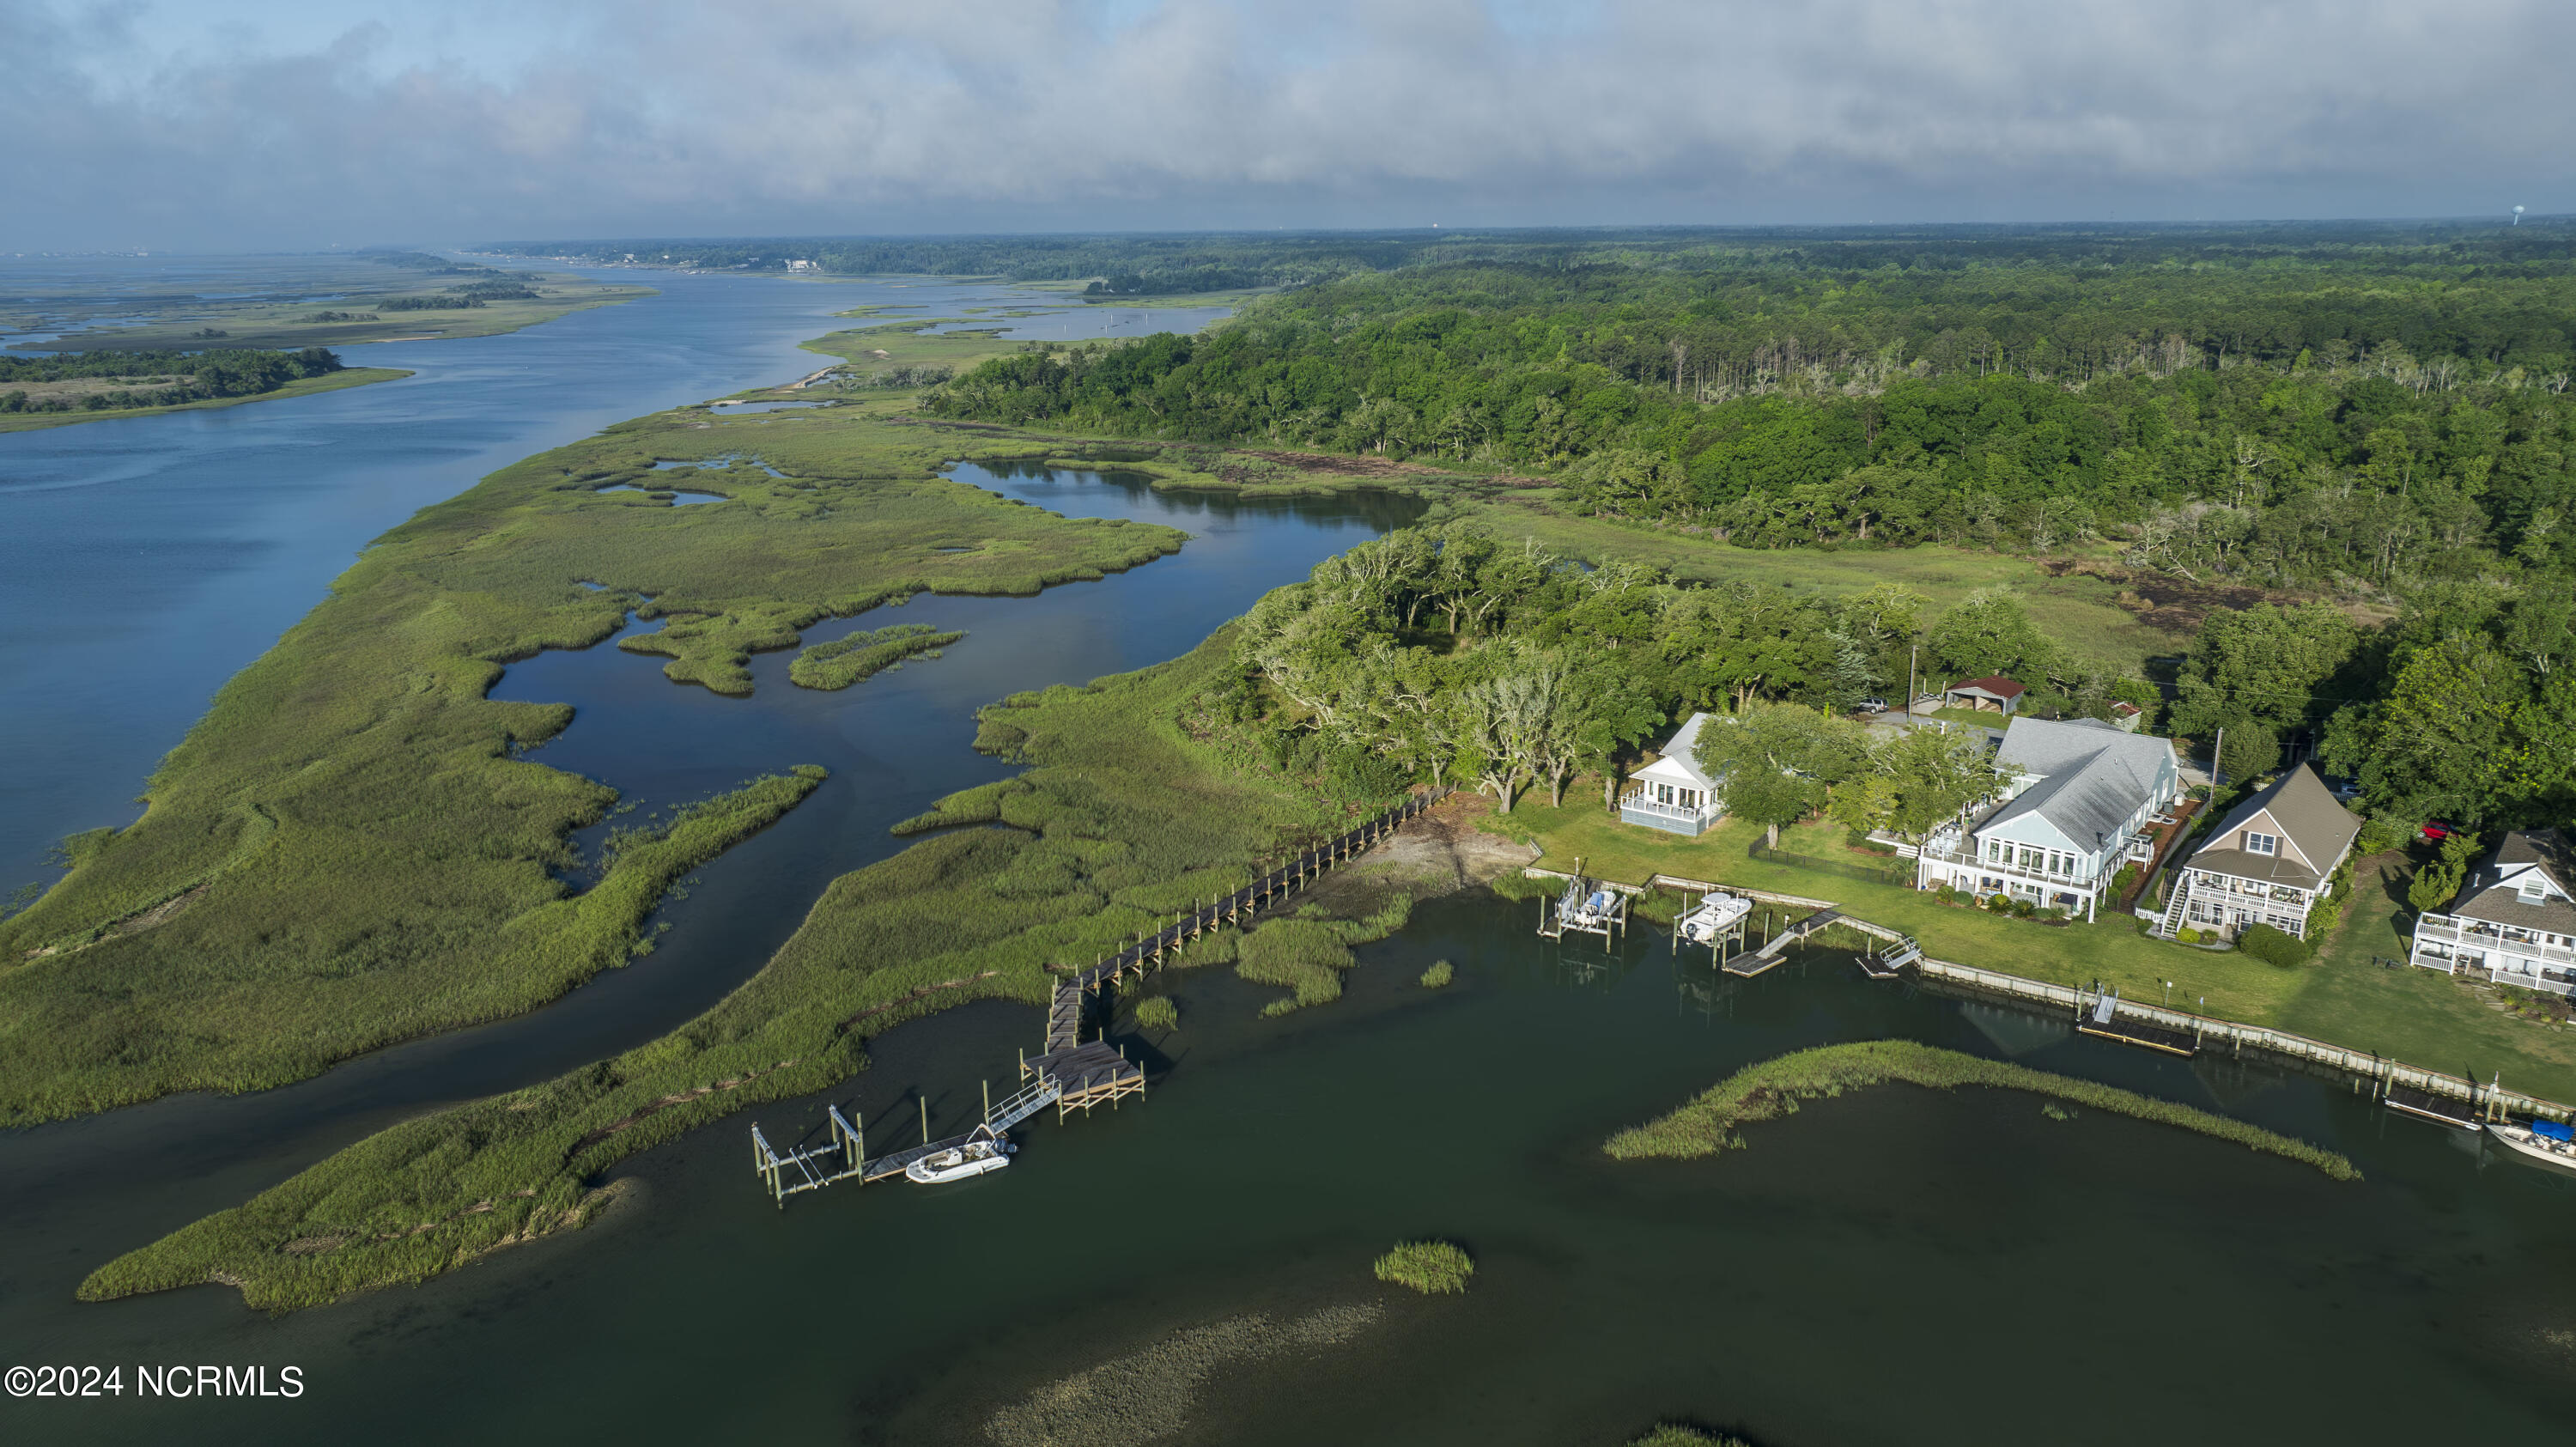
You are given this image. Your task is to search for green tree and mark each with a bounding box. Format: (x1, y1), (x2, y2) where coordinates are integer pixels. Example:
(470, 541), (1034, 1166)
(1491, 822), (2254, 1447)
(1926, 590), (2058, 686)
(2408, 830), (2483, 913)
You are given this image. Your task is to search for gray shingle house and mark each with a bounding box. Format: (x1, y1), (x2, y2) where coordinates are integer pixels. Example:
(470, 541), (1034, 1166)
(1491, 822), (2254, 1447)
(2159, 764), (2361, 941)
(2409, 830), (2576, 994)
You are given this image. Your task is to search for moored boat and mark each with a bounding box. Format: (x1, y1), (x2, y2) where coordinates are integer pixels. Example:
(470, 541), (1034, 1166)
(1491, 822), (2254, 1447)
(1677, 893), (1752, 945)
(2486, 1119), (2576, 1177)
(905, 1133), (1016, 1183)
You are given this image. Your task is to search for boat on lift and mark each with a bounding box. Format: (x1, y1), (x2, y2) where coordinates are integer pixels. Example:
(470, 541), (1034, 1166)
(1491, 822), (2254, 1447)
(1558, 877), (1618, 930)
(1677, 892), (1753, 945)
(2486, 1118), (2576, 1178)
(905, 1128), (1016, 1183)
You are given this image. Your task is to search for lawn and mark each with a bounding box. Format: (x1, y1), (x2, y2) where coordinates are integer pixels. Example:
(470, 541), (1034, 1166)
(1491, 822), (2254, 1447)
(1448, 499), (2188, 675)
(1483, 806), (2576, 1103)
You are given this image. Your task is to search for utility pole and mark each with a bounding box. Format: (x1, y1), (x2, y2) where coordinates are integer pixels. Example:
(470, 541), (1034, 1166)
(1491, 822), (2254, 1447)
(2213, 727), (2225, 792)
(1907, 643), (1917, 720)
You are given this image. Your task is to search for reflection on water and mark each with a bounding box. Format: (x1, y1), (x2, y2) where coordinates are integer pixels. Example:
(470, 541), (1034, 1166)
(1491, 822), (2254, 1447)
(592, 483), (727, 504)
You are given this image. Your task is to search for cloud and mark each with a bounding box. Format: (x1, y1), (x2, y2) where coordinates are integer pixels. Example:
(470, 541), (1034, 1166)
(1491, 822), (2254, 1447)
(5, 0), (2567, 249)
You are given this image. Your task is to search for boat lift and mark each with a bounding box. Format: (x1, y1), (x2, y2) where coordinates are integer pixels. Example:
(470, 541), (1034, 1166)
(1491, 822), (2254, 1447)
(1538, 864), (1628, 947)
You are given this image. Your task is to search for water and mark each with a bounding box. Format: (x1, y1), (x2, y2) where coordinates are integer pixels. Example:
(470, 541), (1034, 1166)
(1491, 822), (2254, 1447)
(0, 262), (1230, 893)
(9, 897), (2576, 1444)
(7, 266), (2574, 1444)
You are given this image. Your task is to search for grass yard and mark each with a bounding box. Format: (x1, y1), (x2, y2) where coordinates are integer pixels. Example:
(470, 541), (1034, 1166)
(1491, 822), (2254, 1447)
(0, 367), (413, 434)
(1449, 499), (2188, 675)
(1485, 807), (2576, 1103)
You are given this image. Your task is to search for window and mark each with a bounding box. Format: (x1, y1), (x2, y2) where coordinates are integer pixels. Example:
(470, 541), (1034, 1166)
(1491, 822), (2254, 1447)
(2245, 832), (2277, 856)
(2519, 876), (2547, 903)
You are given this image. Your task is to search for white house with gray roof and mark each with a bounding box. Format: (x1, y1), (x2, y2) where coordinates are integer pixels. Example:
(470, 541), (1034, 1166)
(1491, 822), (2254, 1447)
(2158, 764), (2361, 941)
(1916, 716), (2183, 921)
(1619, 712), (1722, 836)
(2409, 830), (2576, 994)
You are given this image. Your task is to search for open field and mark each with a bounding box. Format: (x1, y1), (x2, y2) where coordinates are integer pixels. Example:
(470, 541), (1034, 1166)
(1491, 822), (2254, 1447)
(1485, 806), (2576, 1103)
(0, 405), (1195, 1127)
(0, 367), (410, 434)
(80, 629), (1367, 1309)
(1448, 498), (2190, 675)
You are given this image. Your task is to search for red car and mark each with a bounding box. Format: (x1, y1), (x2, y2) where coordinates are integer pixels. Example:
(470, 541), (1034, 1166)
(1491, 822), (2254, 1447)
(2421, 821), (2455, 842)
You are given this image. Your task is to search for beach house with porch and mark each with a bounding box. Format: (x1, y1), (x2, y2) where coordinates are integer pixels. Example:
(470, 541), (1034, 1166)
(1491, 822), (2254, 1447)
(2157, 764), (2361, 942)
(1915, 716), (2182, 921)
(2409, 830), (2576, 995)
(1619, 712), (1722, 836)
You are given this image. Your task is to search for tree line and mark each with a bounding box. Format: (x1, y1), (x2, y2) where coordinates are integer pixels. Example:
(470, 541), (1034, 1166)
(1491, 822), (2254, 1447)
(923, 254), (2576, 589)
(1212, 520), (2144, 840)
(0, 347), (344, 414)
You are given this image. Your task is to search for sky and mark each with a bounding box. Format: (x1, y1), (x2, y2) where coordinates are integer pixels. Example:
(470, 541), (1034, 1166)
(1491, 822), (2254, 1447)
(6, 0), (2566, 251)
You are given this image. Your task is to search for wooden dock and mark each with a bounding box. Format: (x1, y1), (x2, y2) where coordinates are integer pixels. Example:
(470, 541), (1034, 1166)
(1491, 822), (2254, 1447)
(1722, 907), (1840, 976)
(2385, 1084), (2480, 1130)
(750, 787), (1454, 1207)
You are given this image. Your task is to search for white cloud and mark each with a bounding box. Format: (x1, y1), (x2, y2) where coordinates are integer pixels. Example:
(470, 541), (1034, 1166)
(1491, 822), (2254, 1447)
(5, 0), (2566, 248)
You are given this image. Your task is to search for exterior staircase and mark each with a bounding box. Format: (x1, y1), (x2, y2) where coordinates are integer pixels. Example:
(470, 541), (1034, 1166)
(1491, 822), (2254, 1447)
(2158, 873), (2194, 937)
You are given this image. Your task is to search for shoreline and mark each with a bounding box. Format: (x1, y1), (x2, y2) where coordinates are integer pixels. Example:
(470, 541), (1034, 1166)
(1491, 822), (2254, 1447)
(0, 367), (412, 434)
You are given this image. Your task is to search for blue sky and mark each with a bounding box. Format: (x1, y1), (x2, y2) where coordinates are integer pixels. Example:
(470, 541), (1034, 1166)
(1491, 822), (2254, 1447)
(7, 0), (2564, 250)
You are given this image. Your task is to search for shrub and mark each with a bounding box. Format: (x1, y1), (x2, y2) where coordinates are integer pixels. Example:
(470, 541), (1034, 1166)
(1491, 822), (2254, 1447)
(1988, 893), (2012, 912)
(2042, 905), (2068, 923)
(2177, 927), (2202, 945)
(1419, 959), (1454, 988)
(2238, 922), (2310, 968)
(1373, 1240), (1473, 1295)
(1133, 996), (1178, 1031)
(2356, 816), (2410, 856)
(2111, 862), (2142, 898)
(2012, 898), (2036, 919)
(1934, 882), (1958, 904)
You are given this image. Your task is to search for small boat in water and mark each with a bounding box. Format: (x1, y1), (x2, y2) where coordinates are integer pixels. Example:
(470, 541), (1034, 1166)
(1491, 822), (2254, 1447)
(1677, 893), (1752, 945)
(2487, 1119), (2576, 1177)
(1557, 878), (1619, 930)
(905, 1132), (1015, 1184)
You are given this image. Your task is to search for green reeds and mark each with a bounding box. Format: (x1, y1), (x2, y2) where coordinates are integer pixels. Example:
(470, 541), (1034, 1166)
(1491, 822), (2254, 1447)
(788, 623), (963, 690)
(1604, 1040), (2360, 1182)
(1372, 1240), (1473, 1295)
(1419, 959), (1454, 988)
(1133, 997), (1178, 1031)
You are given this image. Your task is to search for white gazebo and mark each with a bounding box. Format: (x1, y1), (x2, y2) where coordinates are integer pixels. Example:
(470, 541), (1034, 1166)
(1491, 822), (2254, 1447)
(1620, 712), (1723, 836)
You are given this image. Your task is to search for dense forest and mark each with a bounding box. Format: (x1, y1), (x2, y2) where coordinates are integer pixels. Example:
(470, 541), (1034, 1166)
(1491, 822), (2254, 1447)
(0, 346), (343, 414)
(898, 223), (2576, 836)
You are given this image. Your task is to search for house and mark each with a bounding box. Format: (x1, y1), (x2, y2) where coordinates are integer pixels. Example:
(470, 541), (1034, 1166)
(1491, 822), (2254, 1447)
(2158, 764), (2361, 942)
(2109, 702), (2143, 733)
(2409, 830), (2576, 995)
(1619, 712), (1722, 836)
(1941, 676), (2025, 716)
(1915, 716), (2183, 921)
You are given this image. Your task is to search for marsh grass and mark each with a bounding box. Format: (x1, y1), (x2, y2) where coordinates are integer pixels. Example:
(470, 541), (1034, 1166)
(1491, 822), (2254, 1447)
(0, 407), (1192, 1128)
(1628, 1428), (1747, 1447)
(788, 623), (963, 690)
(1604, 1040), (2359, 1181)
(82, 628), (1364, 1309)
(1134, 996), (1179, 1031)
(1419, 959), (1454, 988)
(1373, 1240), (1473, 1295)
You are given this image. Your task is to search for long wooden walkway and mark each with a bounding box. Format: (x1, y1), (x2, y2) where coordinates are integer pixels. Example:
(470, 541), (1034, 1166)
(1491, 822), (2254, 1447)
(751, 787), (1455, 1207)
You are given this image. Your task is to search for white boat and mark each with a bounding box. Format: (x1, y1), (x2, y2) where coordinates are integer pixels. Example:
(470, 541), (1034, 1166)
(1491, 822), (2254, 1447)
(1677, 893), (1752, 945)
(2486, 1121), (2576, 1177)
(1563, 885), (1618, 930)
(904, 1133), (1015, 1184)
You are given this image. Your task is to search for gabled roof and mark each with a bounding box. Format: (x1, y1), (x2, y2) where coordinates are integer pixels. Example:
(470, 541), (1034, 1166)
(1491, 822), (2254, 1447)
(1978, 717), (2177, 851)
(2454, 829), (2576, 933)
(1637, 711), (1719, 792)
(2190, 764), (2361, 886)
(1947, 675), (2026, 698)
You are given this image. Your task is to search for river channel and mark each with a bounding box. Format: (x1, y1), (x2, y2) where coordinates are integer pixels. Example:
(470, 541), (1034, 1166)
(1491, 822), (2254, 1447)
(6, 272), (2576, 1446)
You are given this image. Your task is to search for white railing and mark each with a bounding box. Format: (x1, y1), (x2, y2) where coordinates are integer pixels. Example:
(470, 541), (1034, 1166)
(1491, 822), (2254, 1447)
(1619, 793), (1716, 826)
(2415, 915), (2576, 969)
(1916, 844), (2112, 895)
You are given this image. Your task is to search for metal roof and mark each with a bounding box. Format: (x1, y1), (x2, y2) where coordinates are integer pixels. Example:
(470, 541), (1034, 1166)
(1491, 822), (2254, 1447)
(1980, 718), (2177, 850)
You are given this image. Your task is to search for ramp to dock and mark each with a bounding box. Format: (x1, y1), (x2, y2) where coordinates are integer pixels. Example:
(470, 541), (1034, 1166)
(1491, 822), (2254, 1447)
(1722, 908), (1840, 976)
